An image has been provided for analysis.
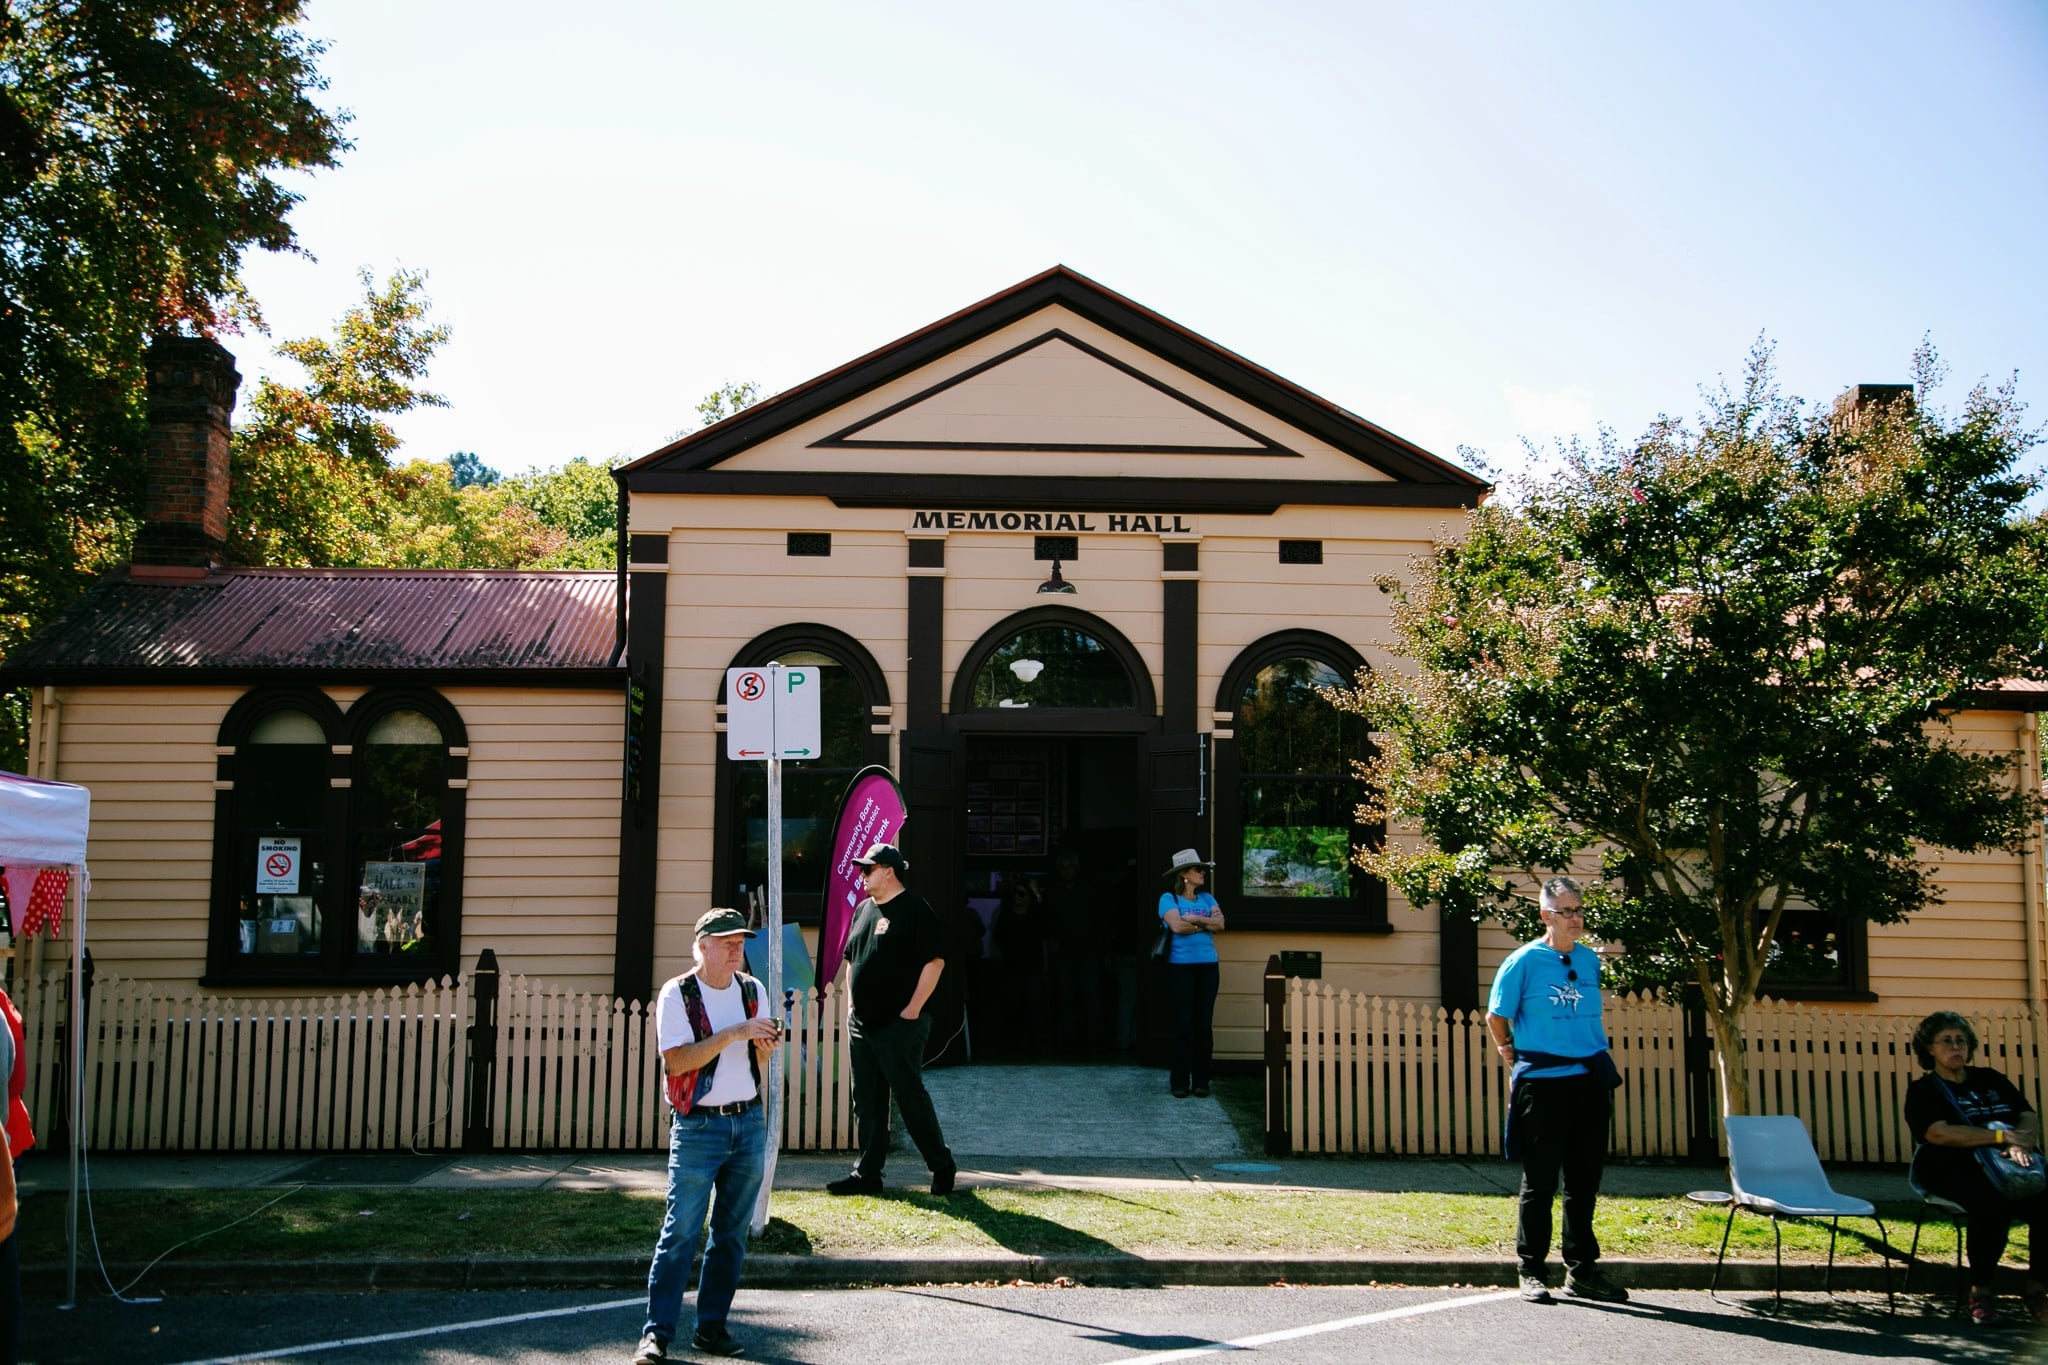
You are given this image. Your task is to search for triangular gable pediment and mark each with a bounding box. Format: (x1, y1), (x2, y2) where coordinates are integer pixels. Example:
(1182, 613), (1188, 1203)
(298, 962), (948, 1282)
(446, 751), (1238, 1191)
(815, 330), (1290, 456)
(621, 267), (1487, 498)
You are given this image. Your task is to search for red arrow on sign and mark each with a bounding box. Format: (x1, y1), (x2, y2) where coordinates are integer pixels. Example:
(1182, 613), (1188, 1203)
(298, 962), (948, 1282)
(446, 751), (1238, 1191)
(737, 749), (765, 757)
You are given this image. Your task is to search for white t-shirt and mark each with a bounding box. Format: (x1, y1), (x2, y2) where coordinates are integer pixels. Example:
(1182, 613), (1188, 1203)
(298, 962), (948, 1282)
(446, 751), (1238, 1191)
(655, 973), (759, 1108)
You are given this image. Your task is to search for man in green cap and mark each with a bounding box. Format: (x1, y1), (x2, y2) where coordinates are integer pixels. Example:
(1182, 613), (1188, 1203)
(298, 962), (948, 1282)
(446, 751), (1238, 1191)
(636, 908), (783, 1363)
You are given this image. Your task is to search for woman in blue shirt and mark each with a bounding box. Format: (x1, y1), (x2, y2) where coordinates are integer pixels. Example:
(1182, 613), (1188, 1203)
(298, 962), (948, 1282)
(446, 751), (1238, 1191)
(1158, 848), (1225, 1098)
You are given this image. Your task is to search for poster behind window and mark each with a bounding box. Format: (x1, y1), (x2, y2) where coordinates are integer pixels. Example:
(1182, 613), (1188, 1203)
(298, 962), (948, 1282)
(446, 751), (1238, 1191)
(358, 860), (428, 953)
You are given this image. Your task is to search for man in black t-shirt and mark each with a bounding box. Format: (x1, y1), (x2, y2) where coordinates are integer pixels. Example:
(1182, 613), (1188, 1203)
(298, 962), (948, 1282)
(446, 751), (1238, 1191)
(826, 843), (959, 1197)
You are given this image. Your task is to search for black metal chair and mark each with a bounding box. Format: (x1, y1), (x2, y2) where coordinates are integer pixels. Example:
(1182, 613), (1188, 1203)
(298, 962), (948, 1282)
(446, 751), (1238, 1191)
(1901, 1146), (1968, 1315)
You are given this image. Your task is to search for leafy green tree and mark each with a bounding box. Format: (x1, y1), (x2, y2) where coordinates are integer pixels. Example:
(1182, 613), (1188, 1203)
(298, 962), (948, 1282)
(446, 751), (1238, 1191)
(228, 268), (449, 566)
(499, 456), (620, 568)
(444, 450), (500, 489)
(695, 380), (760, 429)
(1331, 347), (2047, 1116)
(0, 1), (346, 769)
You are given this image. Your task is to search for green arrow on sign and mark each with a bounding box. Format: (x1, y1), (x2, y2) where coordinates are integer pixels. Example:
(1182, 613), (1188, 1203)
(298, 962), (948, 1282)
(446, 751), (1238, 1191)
(782, 747), (813, 756)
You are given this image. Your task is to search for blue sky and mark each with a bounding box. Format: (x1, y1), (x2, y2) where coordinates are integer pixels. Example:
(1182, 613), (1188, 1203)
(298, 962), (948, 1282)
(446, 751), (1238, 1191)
(225, 1), (2048, 489)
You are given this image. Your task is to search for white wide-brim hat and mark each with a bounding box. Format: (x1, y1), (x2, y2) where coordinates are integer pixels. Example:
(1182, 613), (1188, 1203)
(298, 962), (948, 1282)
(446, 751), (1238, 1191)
(1162, 848), (1214, 879)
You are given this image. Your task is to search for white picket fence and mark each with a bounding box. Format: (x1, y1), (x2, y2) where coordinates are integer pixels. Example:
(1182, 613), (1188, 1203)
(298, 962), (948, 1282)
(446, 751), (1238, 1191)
(10, 967), (857, 1153)
(1281, 980), (2044, 1161)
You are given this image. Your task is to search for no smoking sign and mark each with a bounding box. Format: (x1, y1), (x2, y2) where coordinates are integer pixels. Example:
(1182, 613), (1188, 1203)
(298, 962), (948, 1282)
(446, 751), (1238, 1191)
(256, 836), (301, 894)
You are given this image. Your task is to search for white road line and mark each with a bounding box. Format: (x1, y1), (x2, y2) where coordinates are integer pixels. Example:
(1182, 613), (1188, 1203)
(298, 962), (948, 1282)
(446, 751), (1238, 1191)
(1113, 1291), (1519, 1361)
(168, 1294), (643, 1365)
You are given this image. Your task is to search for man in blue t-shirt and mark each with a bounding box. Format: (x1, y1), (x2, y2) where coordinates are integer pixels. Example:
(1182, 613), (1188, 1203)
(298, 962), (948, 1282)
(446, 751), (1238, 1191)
(1486, 875), (1628, 1305)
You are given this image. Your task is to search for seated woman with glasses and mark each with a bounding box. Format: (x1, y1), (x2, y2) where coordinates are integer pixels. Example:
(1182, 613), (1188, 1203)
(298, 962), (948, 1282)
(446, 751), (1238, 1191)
(1903, 1010), (2047, 1326)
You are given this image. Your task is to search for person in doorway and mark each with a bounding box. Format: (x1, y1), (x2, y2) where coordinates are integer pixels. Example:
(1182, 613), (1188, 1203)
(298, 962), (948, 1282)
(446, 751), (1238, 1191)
(827, 843), (959, 1197)
(0, 984), (32, 1365)
(1157, 849), (1224, 1098)
(636, 908), (783, 1364)
(1903, 1010), (2047, 1326)
(991, 878), (1048, 1057)
(1043, 850), (1106, 1050)
(1486, 875), (1627, 1305)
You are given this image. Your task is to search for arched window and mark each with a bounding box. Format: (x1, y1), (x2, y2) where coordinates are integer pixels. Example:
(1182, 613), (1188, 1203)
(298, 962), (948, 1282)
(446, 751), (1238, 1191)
(207, 687), (467, 983)
(968, 625), (1135, 709)
(1238, 658), (1353, 899)
(715, 627), (891, 922)
(949, 606), (1156, 725)
(1214, 632), (1386, 931)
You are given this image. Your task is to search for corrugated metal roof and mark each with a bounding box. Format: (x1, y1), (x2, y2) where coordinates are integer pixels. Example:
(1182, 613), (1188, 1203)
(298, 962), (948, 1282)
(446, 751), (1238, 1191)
(4, 568), (620, 676)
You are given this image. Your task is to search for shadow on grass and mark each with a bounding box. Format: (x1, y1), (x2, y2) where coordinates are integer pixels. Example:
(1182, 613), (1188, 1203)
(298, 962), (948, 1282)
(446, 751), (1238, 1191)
(752, 1216), (814, 1255)
(897, 1189), (1130, 1258)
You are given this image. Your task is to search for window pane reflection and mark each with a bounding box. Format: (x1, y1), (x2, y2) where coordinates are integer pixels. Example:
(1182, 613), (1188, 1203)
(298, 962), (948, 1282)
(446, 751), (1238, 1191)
(1238, 659), (1353, 898)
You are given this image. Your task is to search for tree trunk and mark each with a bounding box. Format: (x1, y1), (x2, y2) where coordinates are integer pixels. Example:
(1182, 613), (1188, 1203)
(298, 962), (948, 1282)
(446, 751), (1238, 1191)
(1706, 998), (1751, 1119)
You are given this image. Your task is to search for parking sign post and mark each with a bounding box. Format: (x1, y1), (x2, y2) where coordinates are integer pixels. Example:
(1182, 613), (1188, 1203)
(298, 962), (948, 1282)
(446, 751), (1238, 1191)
(725, 661), (821, 1233)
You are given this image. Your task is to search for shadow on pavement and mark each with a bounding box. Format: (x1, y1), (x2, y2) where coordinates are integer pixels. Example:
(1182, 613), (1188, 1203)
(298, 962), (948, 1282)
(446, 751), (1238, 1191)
(893, 1286), (1216, 1353)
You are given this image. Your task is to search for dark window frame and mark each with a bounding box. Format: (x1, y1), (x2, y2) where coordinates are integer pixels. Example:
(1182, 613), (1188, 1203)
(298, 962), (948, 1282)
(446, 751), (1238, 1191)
(1213, 630), (1387, 934)
(204, 685), (468, 987)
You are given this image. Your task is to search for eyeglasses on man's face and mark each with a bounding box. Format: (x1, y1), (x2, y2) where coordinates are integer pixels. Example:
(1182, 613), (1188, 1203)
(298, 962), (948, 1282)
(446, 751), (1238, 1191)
(1546, 905), (1584, 918)
(1933, 1034), (1971, 1051)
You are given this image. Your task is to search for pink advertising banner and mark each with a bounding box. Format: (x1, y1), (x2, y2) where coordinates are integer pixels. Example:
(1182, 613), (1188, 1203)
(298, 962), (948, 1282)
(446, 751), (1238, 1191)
(817, 765), (907, 987)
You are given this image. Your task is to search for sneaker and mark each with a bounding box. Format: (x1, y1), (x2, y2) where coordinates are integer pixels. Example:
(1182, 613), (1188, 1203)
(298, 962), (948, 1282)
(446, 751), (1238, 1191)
(825, 1173), (882, 1196)
(1969, 1292), (2006, 1327)
(632, 1330), (668, 1365)
(1519, 1272), (1553, 1303)
(691, 1321), (746, 1357)
(930, 1164), (958, 1196)
(1561, 1267), (1629, 1303)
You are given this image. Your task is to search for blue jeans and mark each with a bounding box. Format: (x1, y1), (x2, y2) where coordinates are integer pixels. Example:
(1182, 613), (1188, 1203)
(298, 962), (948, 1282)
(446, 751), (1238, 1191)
(642, 1104), (767, 1344)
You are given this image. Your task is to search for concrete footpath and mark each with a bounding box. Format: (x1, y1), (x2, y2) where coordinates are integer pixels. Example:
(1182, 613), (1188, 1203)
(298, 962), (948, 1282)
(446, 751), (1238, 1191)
(14, 1148), (1925, 1300)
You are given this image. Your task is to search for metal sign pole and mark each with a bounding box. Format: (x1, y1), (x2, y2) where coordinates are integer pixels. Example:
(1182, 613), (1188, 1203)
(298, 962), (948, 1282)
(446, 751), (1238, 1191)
(755, 664), (786, 1235)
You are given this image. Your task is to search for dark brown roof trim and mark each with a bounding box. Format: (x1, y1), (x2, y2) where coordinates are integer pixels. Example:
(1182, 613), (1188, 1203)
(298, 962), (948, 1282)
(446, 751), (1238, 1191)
(0, 666), (626, 689)
(1959, 687), (2045, 712)
(621, 470), (1484, 513)
(813, 329), (1298, 457)
(620, 266), (1487, 489)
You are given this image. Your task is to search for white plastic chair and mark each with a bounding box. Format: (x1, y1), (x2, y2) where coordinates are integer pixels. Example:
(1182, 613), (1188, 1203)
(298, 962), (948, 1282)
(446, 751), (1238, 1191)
(1712, 1115), (1895, 1312)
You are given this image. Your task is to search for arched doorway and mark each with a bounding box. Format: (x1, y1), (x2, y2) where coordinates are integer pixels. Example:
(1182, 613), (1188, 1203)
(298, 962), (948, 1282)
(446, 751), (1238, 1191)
(934, 606), (1161, 1060)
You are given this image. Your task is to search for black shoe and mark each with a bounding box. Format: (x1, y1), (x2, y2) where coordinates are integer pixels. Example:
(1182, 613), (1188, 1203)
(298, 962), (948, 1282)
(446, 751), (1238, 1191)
(1519, 1272), (1552, 1303)
(930, 1164), (958, 1196)
(633, 1330), (668, 1364)
(1192, 1085), (1210, 1098)
(1171, 1085), (1191, 1098)
(826, 1173), (883, 1196)
(691, 1322), (746, 1357)
(1561, 1267), (1628, 1303)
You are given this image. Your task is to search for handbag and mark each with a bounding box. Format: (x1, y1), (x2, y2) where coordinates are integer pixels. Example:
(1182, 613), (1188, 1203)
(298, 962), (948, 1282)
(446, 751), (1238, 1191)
(1938, 1076), (2047, 1199)
(1149, 922), (1172, 963)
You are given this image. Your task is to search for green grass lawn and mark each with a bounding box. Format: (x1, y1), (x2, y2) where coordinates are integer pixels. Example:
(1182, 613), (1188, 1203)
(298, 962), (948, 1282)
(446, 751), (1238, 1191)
(18, 1184), (1978, 1269)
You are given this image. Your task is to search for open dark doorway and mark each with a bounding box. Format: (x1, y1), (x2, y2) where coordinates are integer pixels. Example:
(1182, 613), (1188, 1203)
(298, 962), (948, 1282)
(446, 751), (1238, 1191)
(951, 734), (1149, 1062)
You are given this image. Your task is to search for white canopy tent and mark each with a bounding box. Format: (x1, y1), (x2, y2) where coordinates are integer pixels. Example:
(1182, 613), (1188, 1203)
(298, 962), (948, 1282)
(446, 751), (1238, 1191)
(0, 768), (90, 1306)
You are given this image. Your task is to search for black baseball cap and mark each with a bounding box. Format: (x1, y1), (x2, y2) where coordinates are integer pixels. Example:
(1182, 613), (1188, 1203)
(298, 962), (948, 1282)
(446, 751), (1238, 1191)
(851, 842), (909, 875)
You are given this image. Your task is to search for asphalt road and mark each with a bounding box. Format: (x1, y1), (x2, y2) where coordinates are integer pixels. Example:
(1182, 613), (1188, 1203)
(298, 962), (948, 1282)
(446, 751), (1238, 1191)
(21, 1284), (2039, 1365)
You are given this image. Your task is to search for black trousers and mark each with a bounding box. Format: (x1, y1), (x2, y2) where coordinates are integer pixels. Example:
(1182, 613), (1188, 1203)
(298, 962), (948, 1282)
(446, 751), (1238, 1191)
(1923, 1162), (2048, 1284)
(1514, 1071), (1611, 1274)
(849, 1015), (953, 1181)
(1165, 961), (1219, 1091)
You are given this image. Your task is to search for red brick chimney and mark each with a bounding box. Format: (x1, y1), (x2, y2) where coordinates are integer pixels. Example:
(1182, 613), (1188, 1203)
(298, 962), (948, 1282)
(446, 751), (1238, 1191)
(131, 335), (241, 574)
